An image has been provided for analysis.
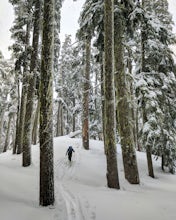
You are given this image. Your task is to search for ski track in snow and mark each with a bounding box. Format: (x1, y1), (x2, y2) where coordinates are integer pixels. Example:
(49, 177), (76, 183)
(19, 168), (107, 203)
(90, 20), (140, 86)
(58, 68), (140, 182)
(54, 140), (96, 220)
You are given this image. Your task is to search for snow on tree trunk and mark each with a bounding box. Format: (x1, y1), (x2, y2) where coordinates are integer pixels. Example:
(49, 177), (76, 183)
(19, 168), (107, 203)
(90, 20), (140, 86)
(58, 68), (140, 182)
(104, 0), (120, 189)
(17, 21), (31, 155)
(140, 0), (155, 177)
(13, 78), (20, 154)
(23, 0), (41, 167)
(114, 12), (139, 184)
(32, 101), (39, 145)
(39, 0), (55, 206)
(82, 36), (91, 150)
(3, 113), (13, 152)
(56, 101), (64, 136)
(0, 109), (5, 151)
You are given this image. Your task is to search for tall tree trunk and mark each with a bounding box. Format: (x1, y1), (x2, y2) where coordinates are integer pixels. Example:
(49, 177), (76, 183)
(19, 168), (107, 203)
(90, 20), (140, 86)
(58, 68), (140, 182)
(39, 0), (55, 206)
(141, 0), (154, 178)
(72, 98), (76, 132)
(32, 101), (39, 145)
(104, 0), (120, 189)
(100, 58), (106, 152)
(114, 12), (139, 184)
(56, 101), (64, 136)
(23, 0), (41, 167)
(127, 48), (137, 150)
(17, 21), (31, 154)
(3, 113), (13, 152)
(82, 36), (91, 150)
(142, 99), (155, 178)
(13, 78), (20, 154)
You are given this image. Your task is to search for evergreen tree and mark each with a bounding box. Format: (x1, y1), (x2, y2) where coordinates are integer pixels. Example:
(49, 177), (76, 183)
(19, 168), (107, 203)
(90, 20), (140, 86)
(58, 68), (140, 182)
(55, 35), (82, 136)
(0, 54), (15, 152)
(133, 0), (176, 174)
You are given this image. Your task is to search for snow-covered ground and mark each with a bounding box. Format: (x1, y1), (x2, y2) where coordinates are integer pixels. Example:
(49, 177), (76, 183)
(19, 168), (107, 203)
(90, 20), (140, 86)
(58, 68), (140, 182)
(0, 136), (176, 220)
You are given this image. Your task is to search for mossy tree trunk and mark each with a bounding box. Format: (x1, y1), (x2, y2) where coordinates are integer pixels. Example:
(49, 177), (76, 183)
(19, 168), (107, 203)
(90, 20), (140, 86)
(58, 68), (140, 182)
(23, 0), (41, 167)
(104, 0), (120, 189)
(17, 21), (31, 154)
(114, 12), (139, 184)
(82, 36), (91, 150)
(56, 101), (64, 136)
(39, 0), (55, 206)
(32, 101), (39, 145)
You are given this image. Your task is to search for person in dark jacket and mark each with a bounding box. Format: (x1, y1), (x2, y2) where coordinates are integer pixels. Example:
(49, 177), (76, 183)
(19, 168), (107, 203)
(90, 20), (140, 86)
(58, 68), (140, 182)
(66, 146), (75, 162)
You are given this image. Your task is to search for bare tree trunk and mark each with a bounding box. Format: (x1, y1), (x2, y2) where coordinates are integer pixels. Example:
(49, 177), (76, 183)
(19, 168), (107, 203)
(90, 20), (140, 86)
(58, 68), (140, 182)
(23, 0), (41, 167)
(82, 36), (91, 150)
(104, 0), (120, 189)
(39, 0), (55, 206)
(114, 11), (139, 184)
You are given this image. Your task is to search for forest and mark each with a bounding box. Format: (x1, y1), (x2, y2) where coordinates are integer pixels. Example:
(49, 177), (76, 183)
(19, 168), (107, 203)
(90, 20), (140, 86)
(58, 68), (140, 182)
(0, 0), (176, 214)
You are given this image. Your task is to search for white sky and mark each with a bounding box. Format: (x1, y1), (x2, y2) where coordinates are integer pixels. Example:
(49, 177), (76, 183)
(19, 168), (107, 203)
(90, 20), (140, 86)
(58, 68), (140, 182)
(0, 0), (176, 59)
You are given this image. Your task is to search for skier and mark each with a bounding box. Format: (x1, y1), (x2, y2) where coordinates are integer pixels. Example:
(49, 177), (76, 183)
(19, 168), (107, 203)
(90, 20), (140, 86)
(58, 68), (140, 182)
(66, 146), (75, 162)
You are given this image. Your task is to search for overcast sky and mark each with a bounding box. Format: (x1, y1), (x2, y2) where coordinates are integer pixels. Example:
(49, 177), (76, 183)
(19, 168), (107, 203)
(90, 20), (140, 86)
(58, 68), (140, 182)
(0, 0), (176, 59)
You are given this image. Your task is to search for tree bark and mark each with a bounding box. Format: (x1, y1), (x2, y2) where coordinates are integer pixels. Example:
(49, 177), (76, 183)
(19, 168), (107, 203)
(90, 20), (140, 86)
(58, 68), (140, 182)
(82, 36), (91, 150)
(13, 78), (20, 154)
(23, 0), (41, 167)
(141, 0), (155, 178)
(114, 11), (139, 184)
(104, 0), (120, 189)
(39, 0), (55, 206)
(3, 113), (13, 152)
(17, 21), (31, 154)
(32, 101), (39, 145)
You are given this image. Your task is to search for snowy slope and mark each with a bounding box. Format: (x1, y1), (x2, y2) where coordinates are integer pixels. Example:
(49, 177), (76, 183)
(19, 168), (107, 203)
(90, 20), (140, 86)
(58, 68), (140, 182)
(0, 136), (176, 220)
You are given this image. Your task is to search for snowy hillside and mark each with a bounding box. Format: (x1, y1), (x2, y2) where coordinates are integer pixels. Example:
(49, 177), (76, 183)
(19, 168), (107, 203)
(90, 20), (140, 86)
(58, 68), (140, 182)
(0, 136), (176, 220)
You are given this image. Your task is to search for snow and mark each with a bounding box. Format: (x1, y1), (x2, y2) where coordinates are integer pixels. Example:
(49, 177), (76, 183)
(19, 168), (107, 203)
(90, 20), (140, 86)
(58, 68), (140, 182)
(0, 136), (176, 220)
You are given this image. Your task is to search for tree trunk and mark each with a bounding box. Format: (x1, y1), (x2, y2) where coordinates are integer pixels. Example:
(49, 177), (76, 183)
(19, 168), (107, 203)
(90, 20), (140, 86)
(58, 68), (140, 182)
(141, 0), (155, 178)
(13, 79), (20, 154)
(32, 101), (39, 145)
(100, 57), (106, 152)
(146, 146), (155, 178)
(82, 36), (91, 150)
(39, 0), (55, 206)
(56, 101), (64, 136)
(17, 21), (31, 154)
(3, 113), (13, 152)
(114, 11), (139, 184)
(142, 102), (155, 178)
(23, 0), (41, 167)
(0, 109), (5, 151)
(72, 98), (76, 132)
(104, 0), (120, 189)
